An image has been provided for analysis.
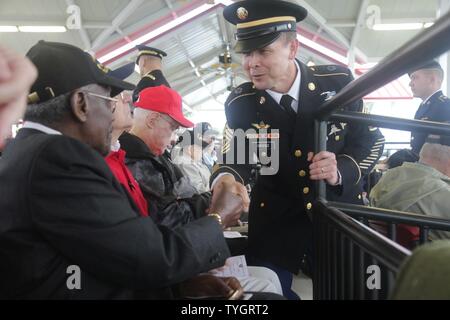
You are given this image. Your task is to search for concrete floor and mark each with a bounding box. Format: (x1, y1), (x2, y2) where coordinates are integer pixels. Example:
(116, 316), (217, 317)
(292, 271), (313, 300)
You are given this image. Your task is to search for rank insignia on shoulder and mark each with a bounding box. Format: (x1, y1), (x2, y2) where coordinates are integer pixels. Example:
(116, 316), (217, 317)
(252, 121), (270, 130)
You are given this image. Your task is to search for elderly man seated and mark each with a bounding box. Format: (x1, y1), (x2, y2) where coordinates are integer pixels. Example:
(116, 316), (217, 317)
(370, 134), (450, 248)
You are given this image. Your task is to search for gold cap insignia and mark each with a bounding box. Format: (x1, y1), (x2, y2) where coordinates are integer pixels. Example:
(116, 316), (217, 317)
(308, 82), (316, 91)
(237, 7), (248, 20)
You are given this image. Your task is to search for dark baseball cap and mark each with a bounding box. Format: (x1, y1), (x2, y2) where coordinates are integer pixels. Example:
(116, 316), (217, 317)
(26, 40), (135, 104)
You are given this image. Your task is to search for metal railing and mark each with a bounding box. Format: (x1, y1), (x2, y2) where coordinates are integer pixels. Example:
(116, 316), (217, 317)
(311, 7), (450, 300)
(330, 202), (450, 246)
(313, 201), (410, 300)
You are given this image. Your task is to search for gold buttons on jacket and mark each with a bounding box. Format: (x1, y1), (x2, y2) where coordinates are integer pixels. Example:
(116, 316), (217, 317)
(303, 187), (310, 195)
(260, 97), (266, 104)
(294, 150), (302, 157)
(260, 202), (265, 208)
(299, 170), (306, 177)
(308, 82), (316, 91)
(306, 202), (312, 210)
(358, 194), (362, 200)
(335, 135), (340, 141)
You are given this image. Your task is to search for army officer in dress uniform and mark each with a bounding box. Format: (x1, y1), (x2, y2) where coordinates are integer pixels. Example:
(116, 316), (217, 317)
(210, 0), (385, 299)
(409, 60), (450, 154)
(133, 45), (170, 102)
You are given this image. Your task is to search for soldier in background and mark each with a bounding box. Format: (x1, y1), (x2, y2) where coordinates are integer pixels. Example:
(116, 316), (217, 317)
(133, 45), (170, 102)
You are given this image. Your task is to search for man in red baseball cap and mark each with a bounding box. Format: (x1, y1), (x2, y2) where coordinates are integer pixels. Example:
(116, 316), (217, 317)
(135, 85), (193, 128)
(120, 85), (246, 225)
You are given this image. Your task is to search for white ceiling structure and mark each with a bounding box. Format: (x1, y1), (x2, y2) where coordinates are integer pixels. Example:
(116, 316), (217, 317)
(1, 0), (449, 121)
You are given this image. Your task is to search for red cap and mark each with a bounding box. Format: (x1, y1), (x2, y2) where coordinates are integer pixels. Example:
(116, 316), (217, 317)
(134, 85), (194, 128)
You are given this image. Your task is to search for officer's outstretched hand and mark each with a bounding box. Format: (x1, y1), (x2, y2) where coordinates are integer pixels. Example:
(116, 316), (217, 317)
(308, 151), (339, 186)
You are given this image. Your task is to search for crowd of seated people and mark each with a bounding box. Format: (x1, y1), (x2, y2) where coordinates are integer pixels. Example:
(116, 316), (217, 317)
(0, 41), (283, 300)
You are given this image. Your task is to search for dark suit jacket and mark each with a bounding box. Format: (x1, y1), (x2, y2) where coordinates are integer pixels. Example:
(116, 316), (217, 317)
(120, 132), (211, 229)
(211, 62), (385, 272)
(0, 128), (229, 299)
(411, 90), (450, 154)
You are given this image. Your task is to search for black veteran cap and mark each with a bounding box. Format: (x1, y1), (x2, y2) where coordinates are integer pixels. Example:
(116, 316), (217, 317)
(408, 60), (443, 76)
(223, 0), (307, 53)
(26, 40), (134, 104)
(135, 45), (167, 64)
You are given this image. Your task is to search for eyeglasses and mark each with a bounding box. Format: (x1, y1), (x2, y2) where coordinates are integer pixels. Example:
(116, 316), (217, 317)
(158, 114), (179, 131)
(82, 91), (119, 113)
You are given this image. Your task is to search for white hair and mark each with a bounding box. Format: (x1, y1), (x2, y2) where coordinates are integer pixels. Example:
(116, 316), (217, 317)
(420, 143), (450, 176)
(132, 107), (151, 122)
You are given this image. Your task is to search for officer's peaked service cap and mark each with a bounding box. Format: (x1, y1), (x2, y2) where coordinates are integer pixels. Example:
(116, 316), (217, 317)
(135, 45), (167, 64)
(223, 0), (307, 53)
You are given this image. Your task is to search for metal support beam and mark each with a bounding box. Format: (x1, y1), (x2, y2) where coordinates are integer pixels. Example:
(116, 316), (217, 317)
(0, 17), (111, 29)
(91, 0), (144, 50)
(327, 17), (436, 28)
(163, 0), (217, 102)
(65, 0), (91, 50)
(316, 8), (450, 119)
(295, 0), (367, 63)
(348, 0), (370, 72)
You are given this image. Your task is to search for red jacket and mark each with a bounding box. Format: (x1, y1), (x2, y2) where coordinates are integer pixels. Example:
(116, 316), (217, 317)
(105, 148), (149, 217)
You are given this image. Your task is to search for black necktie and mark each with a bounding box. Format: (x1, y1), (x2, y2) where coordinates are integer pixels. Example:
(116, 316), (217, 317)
(280, 94), (296, 117)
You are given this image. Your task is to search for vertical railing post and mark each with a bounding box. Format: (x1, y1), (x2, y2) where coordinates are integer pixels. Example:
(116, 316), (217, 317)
(314, 120), (327, 200)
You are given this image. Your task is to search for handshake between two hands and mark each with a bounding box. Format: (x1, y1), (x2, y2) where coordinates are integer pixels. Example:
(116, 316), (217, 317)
(207, 175), (250, 229)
